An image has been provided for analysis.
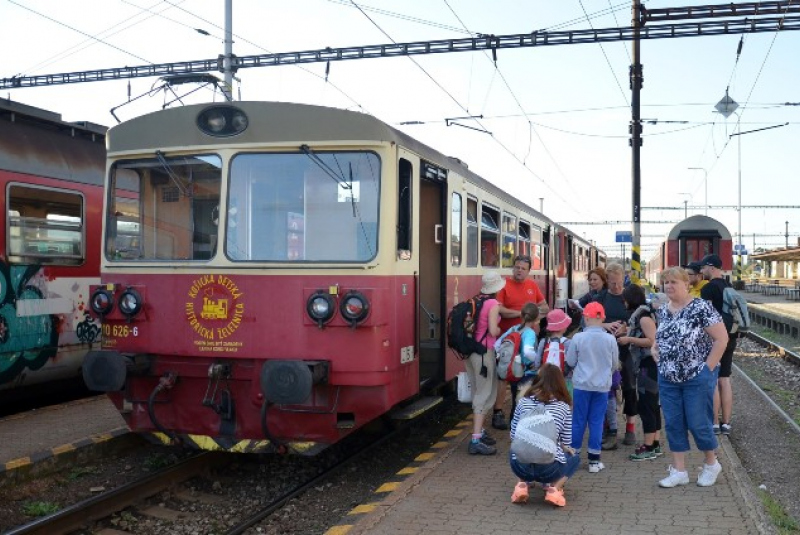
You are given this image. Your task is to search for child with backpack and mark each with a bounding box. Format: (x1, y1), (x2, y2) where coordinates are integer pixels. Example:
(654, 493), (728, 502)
(566, 302), (619, 474)
(494, 303), (541, 408)
(535, 309), (572, 391)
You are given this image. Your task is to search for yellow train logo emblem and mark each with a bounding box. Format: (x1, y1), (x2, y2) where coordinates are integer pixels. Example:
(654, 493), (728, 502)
(201, 297), (229, 320)
(185, 275), (245, 342)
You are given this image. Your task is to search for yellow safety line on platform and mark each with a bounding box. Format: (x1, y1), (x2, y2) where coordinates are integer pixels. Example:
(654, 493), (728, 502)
(375, 482), (401, 493)
(348, 503), (380, 514)
(323, 525), (352, 534)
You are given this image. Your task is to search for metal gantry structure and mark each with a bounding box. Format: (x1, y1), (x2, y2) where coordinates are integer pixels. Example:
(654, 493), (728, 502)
(3, 1), (799, 284)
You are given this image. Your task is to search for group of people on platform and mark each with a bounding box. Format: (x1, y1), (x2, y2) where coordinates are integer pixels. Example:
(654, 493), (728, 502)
(462, 254), (739, 508)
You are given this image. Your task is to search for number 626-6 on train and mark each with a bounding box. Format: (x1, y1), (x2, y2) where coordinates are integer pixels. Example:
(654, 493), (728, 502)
(83, 101), (604, 454)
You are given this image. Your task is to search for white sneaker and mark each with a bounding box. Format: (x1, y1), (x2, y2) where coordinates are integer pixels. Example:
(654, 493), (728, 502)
(588, 461), (605, 473)
(659, 465), (690, 488)
(697, 461), (722, 487)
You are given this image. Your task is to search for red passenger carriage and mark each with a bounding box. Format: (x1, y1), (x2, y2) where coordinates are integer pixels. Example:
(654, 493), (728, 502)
(0, 100), (104, 400)
(647, 214), (733, 286)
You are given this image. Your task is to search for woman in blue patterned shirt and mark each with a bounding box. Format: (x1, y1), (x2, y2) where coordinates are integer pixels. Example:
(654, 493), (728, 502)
(654, 267), (729, 488)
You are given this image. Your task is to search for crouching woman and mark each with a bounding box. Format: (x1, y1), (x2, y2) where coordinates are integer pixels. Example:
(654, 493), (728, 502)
(509, 364), (579, 507)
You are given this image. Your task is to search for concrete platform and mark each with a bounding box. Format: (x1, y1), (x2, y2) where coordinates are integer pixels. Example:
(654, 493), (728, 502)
(333, 397), (769, 535)
(0, 396), (128, 475)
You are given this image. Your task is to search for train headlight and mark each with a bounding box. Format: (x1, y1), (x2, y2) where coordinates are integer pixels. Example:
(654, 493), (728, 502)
(118, 288), (143, 318)
(197, 106), (249, 137)
(340, 291), (370, 326)
(90, 288), (114, 316)
(307, 291), (336, 327)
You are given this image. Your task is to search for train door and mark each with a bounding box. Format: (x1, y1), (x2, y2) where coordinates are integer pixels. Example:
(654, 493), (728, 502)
(542, 225), (552, 304)
(566, 234), (575, 301)
(417, 162), (446, 388)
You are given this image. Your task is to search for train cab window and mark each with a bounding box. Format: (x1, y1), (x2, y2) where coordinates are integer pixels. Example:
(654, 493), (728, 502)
(518, 221), (531, 258)
(530, 224), (542, 270)
(398, 159), (412, 255)
(481, 205), (500, 267)
(501, 213), (517, 268)
(466, 197), (478, 267)
(7, 185), (84, 265)
(108, 155), (221, 261)
(451, 193), (462, 266)
(227, 151), (380, 262)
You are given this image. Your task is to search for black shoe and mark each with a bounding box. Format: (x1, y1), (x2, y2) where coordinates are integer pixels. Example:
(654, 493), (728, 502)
(492, 411), (508, 430)
(480, 430), (497, 446)
(623, 431), (636, 445)
(468, 440), (497, 455)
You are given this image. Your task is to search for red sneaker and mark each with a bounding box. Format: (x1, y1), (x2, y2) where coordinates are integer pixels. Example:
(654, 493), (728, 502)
(511, 482), (529, 504)
(544, 487), (566, 507)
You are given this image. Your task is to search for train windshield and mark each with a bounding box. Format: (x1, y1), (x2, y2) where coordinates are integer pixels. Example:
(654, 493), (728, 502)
(107, 154), (222, 261)
(226, 151), (380, 263)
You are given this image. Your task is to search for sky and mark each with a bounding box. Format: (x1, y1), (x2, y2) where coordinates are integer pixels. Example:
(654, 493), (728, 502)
(2, 0), (799, 262)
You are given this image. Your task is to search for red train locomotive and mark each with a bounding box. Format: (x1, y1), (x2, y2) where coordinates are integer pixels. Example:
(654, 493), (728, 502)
(84, 101), (603, 454)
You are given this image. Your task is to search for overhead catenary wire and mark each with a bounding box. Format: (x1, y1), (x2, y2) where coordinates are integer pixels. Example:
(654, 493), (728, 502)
(157, 0), (369, 113)
(348, 0), (581, 213)
(442, 0), (590, 210)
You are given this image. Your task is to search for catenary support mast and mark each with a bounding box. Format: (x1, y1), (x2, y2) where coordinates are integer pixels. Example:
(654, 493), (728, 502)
(630, 0), (643, 285)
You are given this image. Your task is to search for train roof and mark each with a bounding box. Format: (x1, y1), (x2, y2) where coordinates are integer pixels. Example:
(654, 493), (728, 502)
(0, 99), (106, 186)
(667, 214), (732, 240)
(108, 100), (559, 227)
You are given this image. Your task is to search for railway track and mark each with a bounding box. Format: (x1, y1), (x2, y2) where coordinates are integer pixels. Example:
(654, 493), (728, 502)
(5, 400), (467, 535)
(746, 331), (800, 367)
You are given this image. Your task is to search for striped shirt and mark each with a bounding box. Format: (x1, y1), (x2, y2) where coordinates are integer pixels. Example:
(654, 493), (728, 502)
(510, 395), (572, 464)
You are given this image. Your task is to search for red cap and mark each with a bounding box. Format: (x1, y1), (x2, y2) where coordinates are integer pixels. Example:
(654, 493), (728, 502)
(583, 302), (606, 319)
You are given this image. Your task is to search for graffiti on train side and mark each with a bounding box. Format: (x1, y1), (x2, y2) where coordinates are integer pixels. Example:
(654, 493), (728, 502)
(0, 262), (100, 384)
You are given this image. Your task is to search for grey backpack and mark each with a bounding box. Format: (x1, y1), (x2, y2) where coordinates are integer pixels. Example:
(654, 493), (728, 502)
(510, 404), (558, 464)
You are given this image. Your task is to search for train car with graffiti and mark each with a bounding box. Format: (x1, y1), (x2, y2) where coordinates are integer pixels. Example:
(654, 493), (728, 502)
(83, 101), (603, 454)
(0, 99), (104, 398)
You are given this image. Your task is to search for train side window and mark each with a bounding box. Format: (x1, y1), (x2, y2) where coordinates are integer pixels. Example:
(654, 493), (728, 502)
(397, 159), (412, 255)
(481, 205), (500, 267)
(518, 221), (531, 260)
(501, 213), (516, 268)
(7, 185), (84, 265)
(451, 192), (462, 266)
(466, 197), (478, 267)
(530, 224), (542, 270)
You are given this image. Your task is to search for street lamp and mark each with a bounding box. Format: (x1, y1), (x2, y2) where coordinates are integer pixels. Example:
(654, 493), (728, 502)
(688, 167), (708, 215)
(729, 122), (788, 282)
(716, 90), (788, 284)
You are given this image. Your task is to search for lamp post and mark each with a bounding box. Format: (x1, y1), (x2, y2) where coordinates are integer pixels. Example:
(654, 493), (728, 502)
(688, 167), (708, 215)
(728, 122), (789, 283)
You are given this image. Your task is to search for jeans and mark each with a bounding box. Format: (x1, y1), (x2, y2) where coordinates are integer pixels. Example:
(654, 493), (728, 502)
(571, 389), (607, 456)
(510, 451), (580, 484)
(658, 363), (719, 452)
